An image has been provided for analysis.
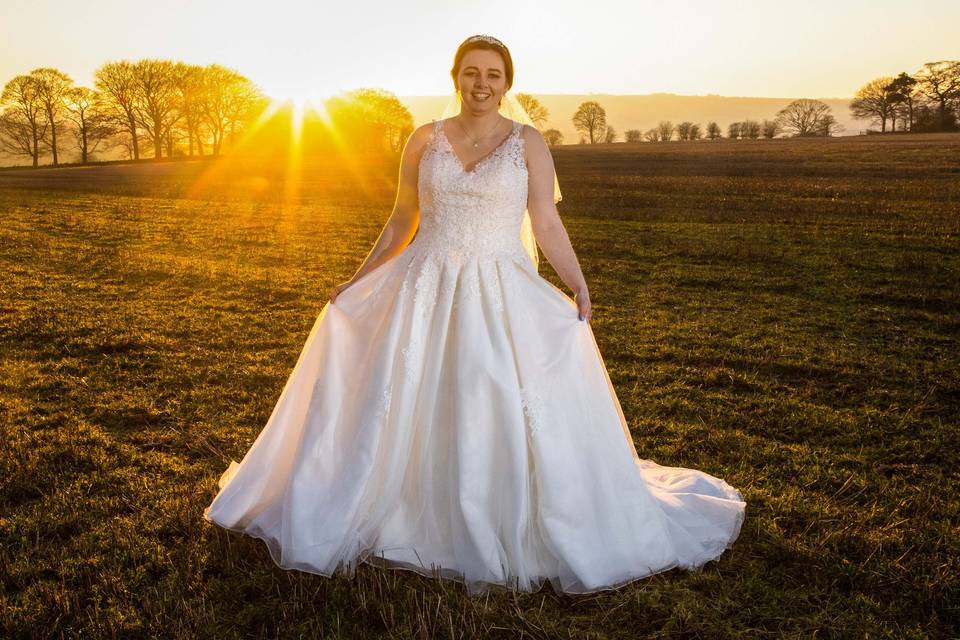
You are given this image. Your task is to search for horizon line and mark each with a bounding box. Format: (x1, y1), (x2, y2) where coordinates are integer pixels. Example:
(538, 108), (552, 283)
(392, 91), (855, 100)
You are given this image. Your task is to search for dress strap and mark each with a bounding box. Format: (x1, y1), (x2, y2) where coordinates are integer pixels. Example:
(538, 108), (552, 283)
(427, 119), (442, 148)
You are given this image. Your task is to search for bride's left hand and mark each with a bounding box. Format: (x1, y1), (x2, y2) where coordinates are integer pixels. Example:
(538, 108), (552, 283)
(575, 289), (592, 322)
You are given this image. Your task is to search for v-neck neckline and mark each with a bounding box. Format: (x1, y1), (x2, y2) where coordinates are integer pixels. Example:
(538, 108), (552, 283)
(439, 118), (518, 175)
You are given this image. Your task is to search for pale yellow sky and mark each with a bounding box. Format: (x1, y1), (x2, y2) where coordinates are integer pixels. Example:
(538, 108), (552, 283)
(2, 0), (957, 101)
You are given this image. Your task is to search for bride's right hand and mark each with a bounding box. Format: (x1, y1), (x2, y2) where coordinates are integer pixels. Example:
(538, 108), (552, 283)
(329, 280), (355, 304)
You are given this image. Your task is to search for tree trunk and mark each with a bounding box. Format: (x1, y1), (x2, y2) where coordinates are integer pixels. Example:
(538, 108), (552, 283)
(129, 115), (140, 160)
(49, 110), (59, 165)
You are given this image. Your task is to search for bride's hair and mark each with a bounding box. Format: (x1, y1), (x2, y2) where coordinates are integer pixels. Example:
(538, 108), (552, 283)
(450, 35), (514, 106)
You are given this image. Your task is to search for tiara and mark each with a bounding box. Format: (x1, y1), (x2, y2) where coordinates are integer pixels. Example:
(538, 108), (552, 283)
(463, 34), (508, 50)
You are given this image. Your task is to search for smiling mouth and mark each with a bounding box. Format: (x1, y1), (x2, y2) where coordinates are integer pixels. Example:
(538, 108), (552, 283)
(471, 91), (491, 101)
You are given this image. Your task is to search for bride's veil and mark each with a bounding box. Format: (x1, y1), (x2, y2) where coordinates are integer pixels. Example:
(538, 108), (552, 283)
(437, 90), (562, 271)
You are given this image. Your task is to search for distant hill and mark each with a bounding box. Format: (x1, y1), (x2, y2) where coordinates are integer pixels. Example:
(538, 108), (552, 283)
(400, 93), (859, 142)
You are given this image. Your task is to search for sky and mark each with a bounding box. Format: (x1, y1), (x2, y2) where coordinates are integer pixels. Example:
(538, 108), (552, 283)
(2, 0), (957, 102)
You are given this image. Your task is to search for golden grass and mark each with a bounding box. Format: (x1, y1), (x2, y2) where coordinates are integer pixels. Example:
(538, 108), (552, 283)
(1, 132), (958, 638)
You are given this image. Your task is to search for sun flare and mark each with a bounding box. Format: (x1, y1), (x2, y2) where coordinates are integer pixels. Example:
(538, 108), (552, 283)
(271, 90), (332, 114)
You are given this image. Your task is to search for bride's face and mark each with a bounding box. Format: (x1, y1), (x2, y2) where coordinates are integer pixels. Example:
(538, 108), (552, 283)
(455, 49), (509, 112)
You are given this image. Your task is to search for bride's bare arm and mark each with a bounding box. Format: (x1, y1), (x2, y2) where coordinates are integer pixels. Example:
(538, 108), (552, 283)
(330, 125), (429, 302)
(522, 125), (592, 322)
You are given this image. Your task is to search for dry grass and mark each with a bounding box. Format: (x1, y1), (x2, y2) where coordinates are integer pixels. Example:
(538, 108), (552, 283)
(1, 132), (958, 639)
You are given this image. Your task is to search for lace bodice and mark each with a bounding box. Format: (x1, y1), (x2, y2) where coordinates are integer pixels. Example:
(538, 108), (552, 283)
(408, 118), (529, 262)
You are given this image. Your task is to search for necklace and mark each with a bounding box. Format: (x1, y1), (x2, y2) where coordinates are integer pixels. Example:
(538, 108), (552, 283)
(455, 115), (505, 148)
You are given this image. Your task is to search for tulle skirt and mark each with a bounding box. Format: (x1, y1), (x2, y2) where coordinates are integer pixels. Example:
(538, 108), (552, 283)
(203, 243), (746, 595)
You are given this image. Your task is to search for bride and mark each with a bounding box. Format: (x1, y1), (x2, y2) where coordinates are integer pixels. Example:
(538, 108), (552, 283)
(203, 34), (746, 595)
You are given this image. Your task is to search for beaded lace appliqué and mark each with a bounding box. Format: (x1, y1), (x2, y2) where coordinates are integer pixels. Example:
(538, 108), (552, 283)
(520, 384), (547, 436)
(410, 119), (530, 263)
(375, 387), (392, 422)
(398, 118), (545, 439)
(400, 258), (441, 378)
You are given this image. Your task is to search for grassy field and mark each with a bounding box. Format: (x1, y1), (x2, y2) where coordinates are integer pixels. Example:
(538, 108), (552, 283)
(1, 133), (958, 638)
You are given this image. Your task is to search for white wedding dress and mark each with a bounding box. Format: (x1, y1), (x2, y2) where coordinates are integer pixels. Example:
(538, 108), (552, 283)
(203, 118), (746, 595)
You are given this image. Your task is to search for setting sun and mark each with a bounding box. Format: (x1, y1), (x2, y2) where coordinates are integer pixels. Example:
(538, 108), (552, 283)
(269, 90), (332, 115)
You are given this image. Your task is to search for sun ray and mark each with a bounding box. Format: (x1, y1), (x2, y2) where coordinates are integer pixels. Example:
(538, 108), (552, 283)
(280, 98), (305, 216)
(183, 89), (393, 244)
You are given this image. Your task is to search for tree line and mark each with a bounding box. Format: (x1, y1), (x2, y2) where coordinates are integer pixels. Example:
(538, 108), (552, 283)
(4, 58), (956, 166)
(559, 97), (842, 144)
(0, 61), (421, 168)
(850, 60), (960, 133)
(554, 59), (959, 144)
(0, 61), (270, 167)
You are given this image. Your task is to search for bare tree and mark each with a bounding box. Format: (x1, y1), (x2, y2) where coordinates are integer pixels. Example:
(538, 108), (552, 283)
(643, 127), (660, 142)
(624, 128), (642, 142)
(326, 88), (413, 154)
(132, 59), (181, 158)
(706, 121), (721, 139)
(201, 65), (264, 155)
(849, 77), (896, 132)
(816, 114), (843, 137)
(657, 120), (674, 141)
(94, 61), (142, 160)
(776, 99), (832, 137)
(885, 73), (918, 131)
(604, 124), (617, 143)
(515, 93), (548, 130)
(0, 74), (48, 166)
(675, 122), (702, 140)
(572, 101), (606, 144)
(542, 128), (563, 146)
(363, 88), (413, 153)
(172, 62), (207, 156)
(31, 68), (74, 165)
(915, 60), (960, 131)
(727, 121), (741, 140)
(64, 87), (115, 163)
(761, 119), (781, 139)
(741, 120), (761, 139)
(226, 90), (267, 151)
